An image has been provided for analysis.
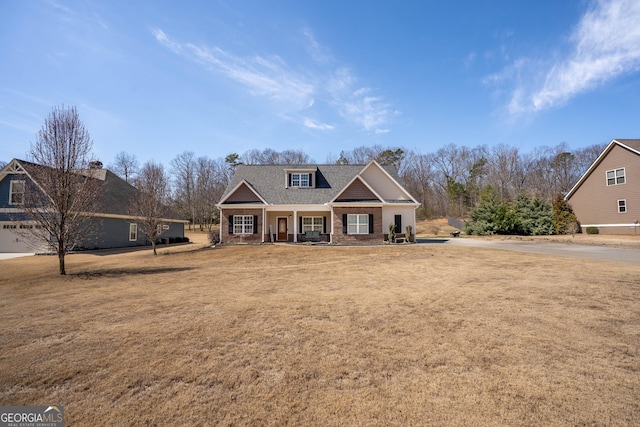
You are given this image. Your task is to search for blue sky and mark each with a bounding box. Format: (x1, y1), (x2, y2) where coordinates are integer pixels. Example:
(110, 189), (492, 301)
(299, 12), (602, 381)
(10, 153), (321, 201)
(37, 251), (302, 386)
(1, 0), (639, 166)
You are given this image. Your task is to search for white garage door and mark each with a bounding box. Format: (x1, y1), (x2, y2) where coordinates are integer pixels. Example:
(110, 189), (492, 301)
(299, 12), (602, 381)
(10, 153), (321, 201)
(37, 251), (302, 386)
(0, 223), (49, 253)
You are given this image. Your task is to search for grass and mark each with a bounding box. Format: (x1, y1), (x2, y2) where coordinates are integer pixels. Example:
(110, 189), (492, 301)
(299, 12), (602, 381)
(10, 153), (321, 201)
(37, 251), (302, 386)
(1, 241), (639, 426)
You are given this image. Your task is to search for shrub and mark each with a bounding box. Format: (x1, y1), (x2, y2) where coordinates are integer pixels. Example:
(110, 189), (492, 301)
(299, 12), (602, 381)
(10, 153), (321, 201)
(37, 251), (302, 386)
(388, 223), (396, 243)
(552, 195), (580, 234)
(208, 230), (219, 245)
(466, 191), (555, 236)
(586, 226), (599, 235)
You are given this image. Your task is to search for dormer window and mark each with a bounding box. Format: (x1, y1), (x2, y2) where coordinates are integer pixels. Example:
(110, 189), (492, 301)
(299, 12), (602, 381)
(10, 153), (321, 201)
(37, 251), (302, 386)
(286, 168), (316, 188)
(292, 173), (310, 187)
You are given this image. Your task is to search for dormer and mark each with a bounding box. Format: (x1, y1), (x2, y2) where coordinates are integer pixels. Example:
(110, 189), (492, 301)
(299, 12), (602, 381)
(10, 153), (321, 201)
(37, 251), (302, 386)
(284, 167), (317, 189)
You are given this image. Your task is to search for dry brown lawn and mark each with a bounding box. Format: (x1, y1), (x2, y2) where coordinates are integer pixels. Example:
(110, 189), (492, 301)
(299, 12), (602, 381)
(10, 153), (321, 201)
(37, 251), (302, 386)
(1, 239), (639, 426)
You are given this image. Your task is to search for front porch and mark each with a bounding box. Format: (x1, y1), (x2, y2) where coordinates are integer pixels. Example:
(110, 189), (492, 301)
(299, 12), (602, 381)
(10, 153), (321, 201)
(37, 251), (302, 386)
(266, 210), (331, 243)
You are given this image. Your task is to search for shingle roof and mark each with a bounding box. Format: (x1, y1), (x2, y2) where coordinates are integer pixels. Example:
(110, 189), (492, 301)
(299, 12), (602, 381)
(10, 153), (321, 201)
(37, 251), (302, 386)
(16, 159), (184, 220)
(614, 139), (640, 152)
(221, 164), (368, 205)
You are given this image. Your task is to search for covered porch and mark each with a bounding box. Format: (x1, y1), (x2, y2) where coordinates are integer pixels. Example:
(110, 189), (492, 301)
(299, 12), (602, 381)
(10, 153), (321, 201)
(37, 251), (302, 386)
(265, 207), (332, 243)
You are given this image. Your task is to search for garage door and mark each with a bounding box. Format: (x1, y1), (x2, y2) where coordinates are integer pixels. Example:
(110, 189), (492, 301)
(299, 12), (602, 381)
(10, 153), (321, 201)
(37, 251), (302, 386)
(0, 223), (49, 253)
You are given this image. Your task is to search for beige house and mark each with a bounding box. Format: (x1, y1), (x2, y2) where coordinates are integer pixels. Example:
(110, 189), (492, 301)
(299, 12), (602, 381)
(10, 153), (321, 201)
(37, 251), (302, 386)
(217, 161), (419, 244)
(565, 139), (640, 235)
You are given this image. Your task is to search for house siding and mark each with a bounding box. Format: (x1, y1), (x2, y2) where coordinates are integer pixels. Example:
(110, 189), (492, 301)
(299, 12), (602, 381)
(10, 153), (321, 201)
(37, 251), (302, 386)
(332, 207), (383, 244)
(85, 218), (185, 249)
(336, 179), (378, 201)
(221, 208), (263, 244)
(568, 144), (640, 234)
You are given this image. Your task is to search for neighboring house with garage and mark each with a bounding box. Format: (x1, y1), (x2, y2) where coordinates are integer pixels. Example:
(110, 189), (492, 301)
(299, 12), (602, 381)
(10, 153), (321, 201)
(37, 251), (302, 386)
(0, 158), (187, 253)
(565, 139), (640, 235)
(216, 160), (420, 244)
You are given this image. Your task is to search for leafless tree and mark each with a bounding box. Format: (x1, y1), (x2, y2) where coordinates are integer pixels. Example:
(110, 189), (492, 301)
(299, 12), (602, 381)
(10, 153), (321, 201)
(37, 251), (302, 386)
(109, 151), (139, 183)
(486, 144), (521, 201)
(129, 161), (171, 255)
(19, 105), (101, 274)
(171, 151), (196, 230)
(193, 156), (222, 231)
(240, 148), (312, 165)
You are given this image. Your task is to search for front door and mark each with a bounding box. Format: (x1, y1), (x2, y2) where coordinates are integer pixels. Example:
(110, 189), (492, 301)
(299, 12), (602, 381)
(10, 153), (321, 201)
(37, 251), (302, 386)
(277, 217), (288, 241)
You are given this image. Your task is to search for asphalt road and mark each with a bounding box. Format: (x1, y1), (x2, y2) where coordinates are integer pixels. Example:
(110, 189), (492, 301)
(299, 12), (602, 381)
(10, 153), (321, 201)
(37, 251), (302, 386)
(418, 238), (640, 265)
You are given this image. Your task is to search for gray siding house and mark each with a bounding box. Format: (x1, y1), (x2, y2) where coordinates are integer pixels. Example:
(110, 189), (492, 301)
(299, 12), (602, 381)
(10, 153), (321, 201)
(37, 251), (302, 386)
(565, 139), (640, 235)
(217, 161), (420, 244)
(0, 159), (187, 252)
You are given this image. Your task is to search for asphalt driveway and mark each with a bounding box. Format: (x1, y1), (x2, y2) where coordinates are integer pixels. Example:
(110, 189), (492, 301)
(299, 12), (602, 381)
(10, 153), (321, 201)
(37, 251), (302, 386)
(418, 238), (640, 265)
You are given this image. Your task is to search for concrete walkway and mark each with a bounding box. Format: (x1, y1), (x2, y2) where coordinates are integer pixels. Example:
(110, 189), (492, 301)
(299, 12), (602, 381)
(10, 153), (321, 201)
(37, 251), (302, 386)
(418, 238), (640, 265)
(0, 253), (35, 260)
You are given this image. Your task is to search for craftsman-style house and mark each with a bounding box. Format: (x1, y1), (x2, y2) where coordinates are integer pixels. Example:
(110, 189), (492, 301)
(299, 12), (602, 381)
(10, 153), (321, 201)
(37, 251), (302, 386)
(0, 158), (187, 252)
(565, 139), (640, 235)
(217, 160), (420, 244)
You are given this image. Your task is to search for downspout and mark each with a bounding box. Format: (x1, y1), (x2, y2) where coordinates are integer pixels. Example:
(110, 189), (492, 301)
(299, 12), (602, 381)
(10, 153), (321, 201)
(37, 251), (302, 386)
(293, 210), (298, 243)
(218, 207), (223, 244)
(262, 208), (266, 243)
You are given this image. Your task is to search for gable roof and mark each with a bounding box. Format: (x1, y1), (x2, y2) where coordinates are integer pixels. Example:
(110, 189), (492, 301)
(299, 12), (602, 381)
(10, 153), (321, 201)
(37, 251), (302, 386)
(565, 139), (640, 200)
(1, 158), (185, 221)
(219, 161), (418, 206)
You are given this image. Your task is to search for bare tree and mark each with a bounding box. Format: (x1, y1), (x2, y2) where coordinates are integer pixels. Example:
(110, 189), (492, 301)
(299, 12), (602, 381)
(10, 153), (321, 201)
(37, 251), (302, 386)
(171, 151), (196, 230)
(129, 161), (171, 255)
(109, 151), (139, 183)
(19, 105), (101, 274)
(240, 148), (312, 165)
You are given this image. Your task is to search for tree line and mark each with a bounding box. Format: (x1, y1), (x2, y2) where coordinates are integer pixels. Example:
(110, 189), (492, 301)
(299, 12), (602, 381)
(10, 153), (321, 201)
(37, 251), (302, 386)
(107, 141), (604, 227)
(10, 104), (607, 273)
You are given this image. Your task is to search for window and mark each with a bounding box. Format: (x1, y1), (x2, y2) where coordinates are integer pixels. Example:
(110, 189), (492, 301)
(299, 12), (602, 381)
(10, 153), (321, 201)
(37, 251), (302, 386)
(129, 223), (138, 241)
(618, 200), (627, 213)
(607, 168), (625, 186)
(347, 214), (369, 234)
(9, 180), (25, 205)
(291, 173), (310, 187)
(233, 215), (254, 234)
(302, 216), (323, 232)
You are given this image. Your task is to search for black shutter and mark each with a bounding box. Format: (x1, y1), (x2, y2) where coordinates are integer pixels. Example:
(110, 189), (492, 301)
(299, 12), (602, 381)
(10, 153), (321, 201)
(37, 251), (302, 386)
(253, 215), (258, 234)
(288, 173), (292, 187)
(228, 215), (233, 234)
(369, 214), (374, 234)
(309, 173), (313, 187)
(323, 216), (327, 234)
(299, 217), (303, 234)
(395, 215), (402, 233)
(342, 214), (348, 234)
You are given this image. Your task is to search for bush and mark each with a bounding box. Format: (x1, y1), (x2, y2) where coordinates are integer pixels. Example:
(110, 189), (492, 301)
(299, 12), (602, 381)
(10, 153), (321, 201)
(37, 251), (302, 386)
(466, 191), (555, 236)
(208, 230), (219, 245)
(552, 195), (580, 235)
(586, 226), (599, 234)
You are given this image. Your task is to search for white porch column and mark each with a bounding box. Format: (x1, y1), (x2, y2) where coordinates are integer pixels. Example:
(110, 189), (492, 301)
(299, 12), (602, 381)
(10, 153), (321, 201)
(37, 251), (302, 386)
(262, 208), (266, 243)
(293, 210), (298, 243)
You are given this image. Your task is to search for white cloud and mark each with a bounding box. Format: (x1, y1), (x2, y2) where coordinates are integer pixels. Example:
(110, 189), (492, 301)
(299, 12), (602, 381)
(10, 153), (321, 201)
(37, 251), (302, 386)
(151, 27), (396, 133)
(327, 69), (395, 132)
(303, 118), (334, 130)
(492, 0), (640, 117)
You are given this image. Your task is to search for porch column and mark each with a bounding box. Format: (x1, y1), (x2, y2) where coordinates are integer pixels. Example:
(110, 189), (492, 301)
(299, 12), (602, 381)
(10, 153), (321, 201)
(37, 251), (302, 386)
(293, 210), (298, 243)
(262, 208), (266, 243)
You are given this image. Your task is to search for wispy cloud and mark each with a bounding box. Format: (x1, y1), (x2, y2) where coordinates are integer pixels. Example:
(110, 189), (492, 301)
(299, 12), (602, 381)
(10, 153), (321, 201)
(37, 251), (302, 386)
(489, 0), (640, 117)
(151, 27), (396, 133)
(303, 118), (334, 130)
